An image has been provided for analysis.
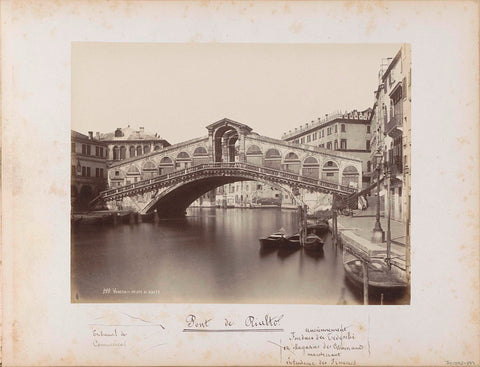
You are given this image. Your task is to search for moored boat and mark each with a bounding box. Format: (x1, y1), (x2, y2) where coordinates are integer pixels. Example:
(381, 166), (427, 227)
(303, 233), (324, 252)
(307, 221), (329, 236)
(259, 232), (286, 248)
(343, 252), (408, 290)
(281, 233), (302, 249)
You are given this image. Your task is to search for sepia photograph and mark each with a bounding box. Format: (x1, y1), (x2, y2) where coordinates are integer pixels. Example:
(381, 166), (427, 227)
(3, 1), (478, 365)
(71, 43), (411, 305)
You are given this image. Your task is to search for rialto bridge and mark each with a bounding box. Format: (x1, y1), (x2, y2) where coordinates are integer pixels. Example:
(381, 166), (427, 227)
(93, 118), (362, 217)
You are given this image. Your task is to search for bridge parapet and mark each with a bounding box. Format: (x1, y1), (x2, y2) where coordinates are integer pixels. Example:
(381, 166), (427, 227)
(96, 162), (357, 206)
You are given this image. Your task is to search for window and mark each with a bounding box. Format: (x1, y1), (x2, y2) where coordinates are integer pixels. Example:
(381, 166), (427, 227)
(334, 125), (338, 133)
(86, 145), (91, 155)
(340, 139), (347, 150)
(82, 144), (86, 155)
(95, 168), (100, 177)
(367, 161), (371, 172)
(334, 140), (338, 150)
(307, 135), (311, 143)
(327, 127), (331, 135)
(100, 168), (104, 178)
(326, 142), (332, 150)
(71, 143), (75, 153)
(71, 165), (75, 176)
(300, 137), (305, 144)
(341, 124), (346, 132)
(319, 144), (325, 148)
(327, 161), (334, 167)
(82, 166), (86, 176)
(115, 171), (119, 176)
(86, 167), (91, 177)
(326, 172), (334, 177)
(257, 184), (262, 190)
(367, 125), (371, 133)
(366, 140), (371, 151)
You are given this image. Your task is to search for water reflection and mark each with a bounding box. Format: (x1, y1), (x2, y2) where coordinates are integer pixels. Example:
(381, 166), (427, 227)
(71, 208), (408, 305)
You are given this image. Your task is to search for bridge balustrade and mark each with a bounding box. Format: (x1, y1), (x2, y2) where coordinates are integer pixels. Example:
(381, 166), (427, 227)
(100, 161), (356, 203)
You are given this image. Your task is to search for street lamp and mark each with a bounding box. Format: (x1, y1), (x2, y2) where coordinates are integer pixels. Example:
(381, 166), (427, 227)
(372, 148), (385, 243)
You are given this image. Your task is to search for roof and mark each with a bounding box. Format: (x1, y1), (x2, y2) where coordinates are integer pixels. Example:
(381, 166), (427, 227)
(99, 126), (170, 145)
(71, 130), (107, 145)
(206, 118), (253, 134)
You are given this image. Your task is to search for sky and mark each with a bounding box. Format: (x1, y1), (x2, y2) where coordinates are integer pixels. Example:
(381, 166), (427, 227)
(72, 43), (400, 143)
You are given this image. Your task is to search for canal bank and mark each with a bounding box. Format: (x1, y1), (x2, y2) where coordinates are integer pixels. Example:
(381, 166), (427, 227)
(329, 211), (410, 304)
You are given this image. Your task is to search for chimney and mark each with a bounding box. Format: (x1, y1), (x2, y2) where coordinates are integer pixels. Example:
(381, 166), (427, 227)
(88, 131), (93, 140)
(95, 132), (100, 139)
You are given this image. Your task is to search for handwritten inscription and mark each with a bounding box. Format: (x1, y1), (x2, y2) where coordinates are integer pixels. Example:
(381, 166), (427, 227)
(92, 328), (127, 348)
(269, 325), (367, 366)
(184, 314), (284, 331)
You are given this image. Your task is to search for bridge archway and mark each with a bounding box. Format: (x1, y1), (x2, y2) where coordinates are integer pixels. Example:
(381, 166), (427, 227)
(193, 146), (209, 166)
(265, 148), (281, 170)
(142, 161), (157, 179)
(284, 152), (301, 174)
(159, 156), (174, 175)
(207, 118), (253, 163)
(144, 175), (305, 217)
(322, 160), (339, 183)
(302, 156), (320, 178)
(175, 152), (192, 170)
(246, 144), (263, 166)
(126, 165), (141, 184)
(341, 165), (359, 188)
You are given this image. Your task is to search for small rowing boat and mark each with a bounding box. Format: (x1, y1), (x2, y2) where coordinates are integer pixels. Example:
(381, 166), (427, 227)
(303, 233), (324, 252)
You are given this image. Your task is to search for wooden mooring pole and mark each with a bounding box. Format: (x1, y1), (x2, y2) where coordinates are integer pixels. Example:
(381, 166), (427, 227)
(332, 210), (338, 247)
(362, 261), (369, 305)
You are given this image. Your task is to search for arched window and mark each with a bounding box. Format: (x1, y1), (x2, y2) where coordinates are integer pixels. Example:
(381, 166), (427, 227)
(176, 152), (191, 170)
(193, 147), (208, 156)
(322, 160), (339, 183)
(302, 156), (319, 179)
(142, 161), (157, 179)
(246, 145), (262, 166)
(137, 146), (142, 156)
(342, 166), (359, 188)
(113, 146), (119, 160)
(264, 148), (281, 170)
(246, 145), (262, 155)
(192, 147), (209, 166)
(284, 152), (300, 174)
(144, 145), (150, 154)
(154, 145), (161, 151)
(265, 148), (281, 158)
(120, 146), (126, 160)
(129, 146), (135, 158)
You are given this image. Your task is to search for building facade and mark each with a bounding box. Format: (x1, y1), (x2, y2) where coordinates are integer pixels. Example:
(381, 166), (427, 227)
(97, 126), (170, 165)
(71, 130), (108, 211)
(281, 108), (373, 186)
(370, 44), (411, 223)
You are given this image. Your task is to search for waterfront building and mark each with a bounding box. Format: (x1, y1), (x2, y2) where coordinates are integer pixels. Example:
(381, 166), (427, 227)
(215, 182), (283, 208)
(370, 44), (411, 223)
(97, 125), (171, 165)
(71, 130), (108, 211)
(281, 108), (373, 186)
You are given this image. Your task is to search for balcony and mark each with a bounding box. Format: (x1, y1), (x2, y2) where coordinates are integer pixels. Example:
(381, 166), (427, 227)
(385, 113), (403, 137)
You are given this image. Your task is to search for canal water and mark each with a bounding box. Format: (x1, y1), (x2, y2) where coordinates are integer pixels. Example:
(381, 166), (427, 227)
(71, 208), (409, 305)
